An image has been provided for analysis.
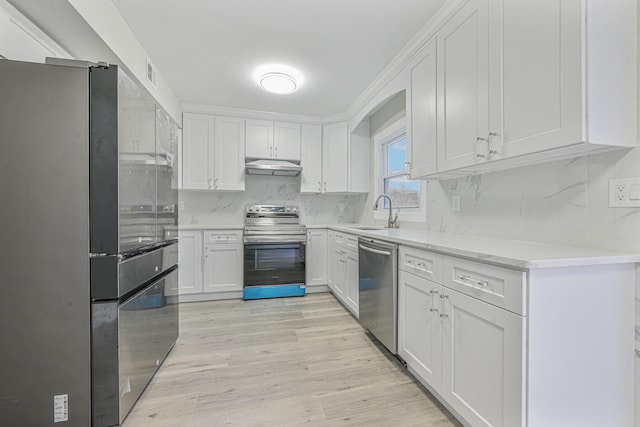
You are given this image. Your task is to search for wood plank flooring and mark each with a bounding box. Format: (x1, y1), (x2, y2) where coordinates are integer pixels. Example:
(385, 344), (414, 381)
(123, 293), (461, 427)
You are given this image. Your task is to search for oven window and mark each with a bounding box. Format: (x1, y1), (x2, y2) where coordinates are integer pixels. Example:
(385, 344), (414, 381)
(244, 243), (305, 287)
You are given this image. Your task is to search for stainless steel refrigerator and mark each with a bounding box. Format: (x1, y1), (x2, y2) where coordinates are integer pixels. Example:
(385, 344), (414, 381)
(0, 59), (180, 426)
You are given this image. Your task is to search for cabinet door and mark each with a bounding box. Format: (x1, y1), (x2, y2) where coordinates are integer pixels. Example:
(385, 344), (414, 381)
(245, 119), (273, 158)
(214, 116), (245, 191)
(494, 0), (582, 159)
(274, 122), (301, 161)
(327, 230), (335, 290)
(436, 0), (490, 171)
(322, 122), (349, 193)
(306, 229), (328, 287)
(203, 244), (243, 293)
(300, 124), (323, 193)
(345, 250), (359, 316)
(398, 271), (442, 391)
(183, 113), (214, 189)
(332, 249), (346, 299)
(178, 231), (203, 294)
(407, 38), (437, 178)
(441, 288), (524, 427)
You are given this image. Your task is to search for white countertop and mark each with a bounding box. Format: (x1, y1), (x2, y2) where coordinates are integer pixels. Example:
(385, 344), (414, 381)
(326, 225), (640, 269)
(175, 223), (640, 269)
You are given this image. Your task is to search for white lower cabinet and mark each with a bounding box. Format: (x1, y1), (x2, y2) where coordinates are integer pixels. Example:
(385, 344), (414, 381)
(345, 251), (359, 314)
(178, 230), (203, 294)
(306, 229), (328, 288)
(328, 231), (359, 317)
(203, 243), (243, 293)
(398, 271), (442, 390)
(398, 245), (634, 426)
(440, 287), (524, 427)
(332, 247), (346, 300)
(178, 229), (243, 301)
(399, 252), (524, 427)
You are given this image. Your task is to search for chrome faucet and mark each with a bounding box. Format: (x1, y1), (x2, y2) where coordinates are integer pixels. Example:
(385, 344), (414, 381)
(373, 194), (398, 228)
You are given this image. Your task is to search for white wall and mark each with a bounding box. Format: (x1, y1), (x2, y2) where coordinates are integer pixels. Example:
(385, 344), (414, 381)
(8, 0), (182, 124)
(180, 175), (367, 226)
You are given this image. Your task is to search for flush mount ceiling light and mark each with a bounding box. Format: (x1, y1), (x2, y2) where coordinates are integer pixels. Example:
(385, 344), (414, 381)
(254, 64), (304, 95)
(259, 72), (297, 94)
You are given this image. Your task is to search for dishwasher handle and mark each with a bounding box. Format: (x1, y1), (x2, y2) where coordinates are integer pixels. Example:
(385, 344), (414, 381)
(359, 244), (392, 256)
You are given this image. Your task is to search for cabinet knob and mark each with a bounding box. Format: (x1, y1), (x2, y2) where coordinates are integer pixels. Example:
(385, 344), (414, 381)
(430, 308), (439, 313)
(429, 289), (439, 295)
(439, 294), (448, 299)
(439, 313), (449, 319)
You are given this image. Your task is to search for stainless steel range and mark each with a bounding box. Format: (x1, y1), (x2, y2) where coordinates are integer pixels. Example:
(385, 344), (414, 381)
(243, 205), (306, 300)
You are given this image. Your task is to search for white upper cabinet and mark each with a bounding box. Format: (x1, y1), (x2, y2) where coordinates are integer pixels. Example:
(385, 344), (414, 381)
(214, 116), (245, 191)
(406, 38), (438, 178)
(182, 113), (245, 191)
(274, 122), (301, 161)
(407, 0), (637, 178)
(245, 119), (274, 159)
(182, 113), (213, 190)
(245, 119), (301, 161)
(323, 122), (349, 193)
(322, 121), (370, 193)
(436, 0), (490, 172)
(491, 0), (582, 160)
(300, 124), (323, 193)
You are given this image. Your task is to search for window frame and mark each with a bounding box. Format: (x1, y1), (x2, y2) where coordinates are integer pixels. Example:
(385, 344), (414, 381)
(372, 118), (426, 223)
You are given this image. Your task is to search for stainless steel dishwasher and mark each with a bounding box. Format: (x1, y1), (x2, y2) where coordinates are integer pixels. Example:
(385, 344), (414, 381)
(358, 237), (398, 354)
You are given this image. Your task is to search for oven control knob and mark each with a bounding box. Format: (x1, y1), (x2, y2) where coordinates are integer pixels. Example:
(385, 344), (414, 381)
(292, 208), (297, 213)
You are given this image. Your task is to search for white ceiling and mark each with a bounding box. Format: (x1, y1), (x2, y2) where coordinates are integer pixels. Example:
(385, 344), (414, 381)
(111, 0), (446, 117)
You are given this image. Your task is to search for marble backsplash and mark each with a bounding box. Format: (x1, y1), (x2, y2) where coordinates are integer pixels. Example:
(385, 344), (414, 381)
(424, 148), (640, 253)
(179, 175), (367, 225)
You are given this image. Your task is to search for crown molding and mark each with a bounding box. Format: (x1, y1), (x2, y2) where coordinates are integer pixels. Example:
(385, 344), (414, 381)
(181, 103), (348, 125)
(346, 0), (467, 122)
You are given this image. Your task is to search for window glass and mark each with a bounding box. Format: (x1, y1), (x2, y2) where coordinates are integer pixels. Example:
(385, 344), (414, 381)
(384, 175), (420, 208)
(385, 136), (407, 174)
(380, 133), (420, 209)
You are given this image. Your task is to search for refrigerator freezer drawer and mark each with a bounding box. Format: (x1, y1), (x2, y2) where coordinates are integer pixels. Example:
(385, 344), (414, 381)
(92, 268), (179, 427)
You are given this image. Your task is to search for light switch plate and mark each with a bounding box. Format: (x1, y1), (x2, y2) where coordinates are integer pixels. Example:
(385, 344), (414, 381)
(609, 178), (640, 207)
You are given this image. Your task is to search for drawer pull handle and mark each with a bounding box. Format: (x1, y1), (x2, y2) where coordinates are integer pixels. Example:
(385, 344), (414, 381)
(429, 289), (439, 295)
(439, 313), (448, 319)
(460, 275), (489, 287)
(439, 294), (448, 299)
(430, 308), (439, 313)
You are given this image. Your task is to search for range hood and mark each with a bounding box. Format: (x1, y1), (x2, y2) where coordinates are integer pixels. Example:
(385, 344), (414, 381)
(245, 159), (303, 176)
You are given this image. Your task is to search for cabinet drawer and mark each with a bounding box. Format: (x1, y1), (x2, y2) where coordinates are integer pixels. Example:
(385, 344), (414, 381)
(442, 256), (527, 315)
(203, 230), (242, 244)
(345, 234), (359, 251)
(399, 246), (443, 283)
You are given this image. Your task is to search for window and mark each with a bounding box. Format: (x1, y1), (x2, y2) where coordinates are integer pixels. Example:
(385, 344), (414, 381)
(373, 118), (425, 222)
(381, 135), (420, 208)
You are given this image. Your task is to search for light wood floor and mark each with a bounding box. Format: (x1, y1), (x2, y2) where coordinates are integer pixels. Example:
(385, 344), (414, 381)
(123, 293), (461, 427)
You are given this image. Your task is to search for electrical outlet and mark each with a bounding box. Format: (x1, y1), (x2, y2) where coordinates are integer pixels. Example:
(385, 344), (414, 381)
(609, 178), (640, 207)
(452, 195), (461, 212)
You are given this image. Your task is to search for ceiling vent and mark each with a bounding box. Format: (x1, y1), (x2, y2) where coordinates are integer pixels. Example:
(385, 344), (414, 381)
(146, 58), (157, 89)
